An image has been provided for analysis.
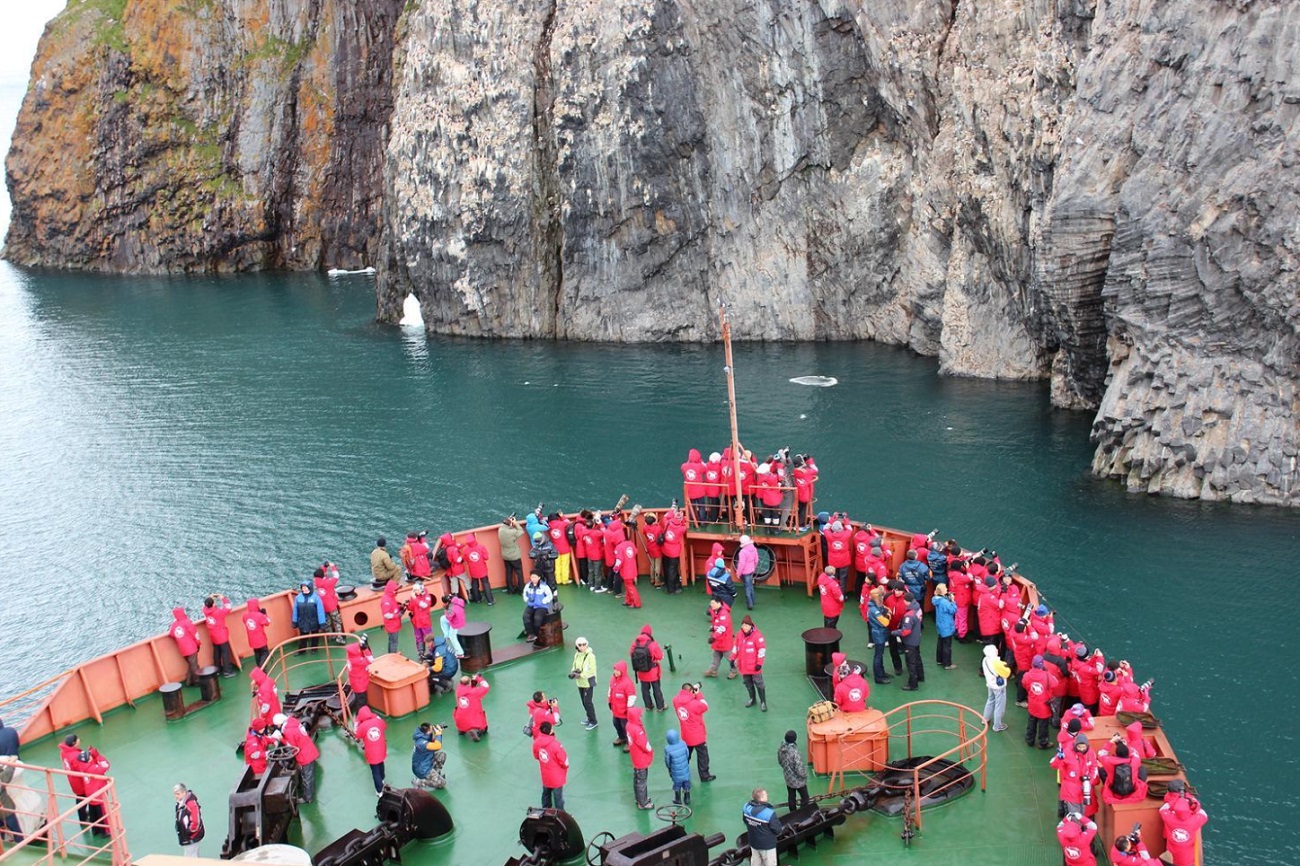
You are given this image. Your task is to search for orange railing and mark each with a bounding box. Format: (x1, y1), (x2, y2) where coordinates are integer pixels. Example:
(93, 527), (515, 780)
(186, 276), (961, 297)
(0, 759), (129, 866)
(684, 482), (814, 533)
(824, 700), (988, 833)
(255, 633), (360, 724)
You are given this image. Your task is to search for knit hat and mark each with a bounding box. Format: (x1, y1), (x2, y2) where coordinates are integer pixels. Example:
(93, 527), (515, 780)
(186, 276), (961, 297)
(741, 615), (755, 627)
(739, 535), (752, 545)
(1066, 718), (1081, 734)
(784, 730), (798, 744)
(1073, 734), (1089, 751)
(1032, 655), (1045, 669)
(1075, 645), (1088, 659)
(1035, 604), (1048, 616)
(831, 521), (843, 532)
(1070, 703), (1086, 716)
(533, 532), (545, 541)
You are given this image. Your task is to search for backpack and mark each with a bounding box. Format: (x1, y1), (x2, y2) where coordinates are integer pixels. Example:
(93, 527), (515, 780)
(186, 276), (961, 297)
(1111, 762), (1135, 797)
(630, 642), (653, 673)
(565, 522), (577, 546)
(434, 547), (450, 570)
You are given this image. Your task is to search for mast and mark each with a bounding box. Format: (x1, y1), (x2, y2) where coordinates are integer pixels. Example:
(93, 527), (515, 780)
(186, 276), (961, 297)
(721, 304), (744, 529)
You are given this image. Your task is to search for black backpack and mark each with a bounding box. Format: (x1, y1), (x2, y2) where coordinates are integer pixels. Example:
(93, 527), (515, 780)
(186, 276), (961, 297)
(434, 547), (450, 570)
(1111, 762), (1135, 797)
(566, 521), (577, 546)
(630, 642), (653, 673)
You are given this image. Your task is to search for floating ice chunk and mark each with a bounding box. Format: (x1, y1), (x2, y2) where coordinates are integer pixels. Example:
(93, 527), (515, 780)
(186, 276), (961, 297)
(400, 294), (424, 327)
(326, 266), (376, 275)
(789, 376), (838, 387)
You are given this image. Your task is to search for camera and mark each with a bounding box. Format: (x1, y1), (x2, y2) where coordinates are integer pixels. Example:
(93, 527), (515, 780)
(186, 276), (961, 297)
(567, 671), (578, 679)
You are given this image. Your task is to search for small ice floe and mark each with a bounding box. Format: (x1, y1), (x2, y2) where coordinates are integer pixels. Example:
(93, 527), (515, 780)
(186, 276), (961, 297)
(327, 266), (377, 275)
(799, 414), (807, 419)
(789, 376), (838, 387)
(400, 294), (424, 327)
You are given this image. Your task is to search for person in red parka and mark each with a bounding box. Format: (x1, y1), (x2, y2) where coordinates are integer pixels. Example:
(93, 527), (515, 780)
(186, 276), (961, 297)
(1022, 655), (1060, 749)
(72, 747), (112, 837)
(730, 615), (767, 711)
(672, 682), (714, 781)
(1051, 733), (1098, 817)
(823, 519), (853, 591)
(546, 515), (573, 587)
(615, 538), (642, 609)
(243, 598), (272, 669)
(346, 642), (375, 710)
(526, 691), (561, 737)
(1071, 647), (1105, 714)
(629, 625), (665, 710)
(755, 464), (784, 527)
(580, 522), (606, 591)
(462, 533), (495, 604)
(1159, 797), (1208, 866)
(833, 664), (870, 712)
(1056, 813), (1099, 866)
(59, 734), (97, 824)
(817, 567), (845, 629)
(626, 706), (655, 808)
(948, 561), (974, 641)
(244, 725), (270, 776)
(438, 533), (468, 599)
(315, 563), (343, 640)
(169, 607), (201, 686)
(660, 509), (686, 595)
(681, 449), (707, 519)
(203, 595), (236, 677)
(249, 667), (282, 730)
(533, 722), (569, 811)
(355, 706), (388, 794)
(409, 532), (433, 581)
(608, 661), (637, 748)
(642, 514), (664, 587)
(407, 581), (434, 650)
(274, 714), (320, 804)
(704, 598), (737, 678)
(453, 674), (490, 741)
(380, 581), (404, 656)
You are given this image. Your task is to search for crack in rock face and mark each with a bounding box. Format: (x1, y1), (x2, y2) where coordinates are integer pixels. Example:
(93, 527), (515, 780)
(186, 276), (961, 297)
(5, 0), (1299, 505)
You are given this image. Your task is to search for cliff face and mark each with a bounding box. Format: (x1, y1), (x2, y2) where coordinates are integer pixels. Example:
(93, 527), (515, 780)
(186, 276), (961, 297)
(6, 0), (1299, 504)
(3, 0), (402, 271)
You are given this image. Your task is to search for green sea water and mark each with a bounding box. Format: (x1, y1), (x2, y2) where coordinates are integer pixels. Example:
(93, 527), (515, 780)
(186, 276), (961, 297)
(1, 265), (1297, 864)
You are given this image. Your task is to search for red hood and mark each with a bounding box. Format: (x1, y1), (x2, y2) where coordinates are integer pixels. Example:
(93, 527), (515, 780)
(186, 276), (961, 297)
(466, 533), (477, 544)
(627, 706), (644, 724)
(832, 652), (846, 667)
(346, 644), (362, 660)
(613, 661), (628, 677)
(383, 582), (398, 597)
(641, 624), (653, 636)
(356, 707), (374, 723)
(247, 599), (261, 613)
(711, 542), (724, 556)
(1173, 799), (1191, 818)
(171, 607), (187, 620)
(1125, 721), (1143, 738)
(250, 668), (266, 686)
(688, 449), (701, 461)
(1059, 821), (1082, 842)
(439, 533), (454, 545)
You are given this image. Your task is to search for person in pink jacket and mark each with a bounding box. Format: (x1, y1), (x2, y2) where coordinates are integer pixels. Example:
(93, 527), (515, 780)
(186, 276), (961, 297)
(440, 594), (466, 658)
(626, 706), (654, 809)
(169, 607), (201, 686)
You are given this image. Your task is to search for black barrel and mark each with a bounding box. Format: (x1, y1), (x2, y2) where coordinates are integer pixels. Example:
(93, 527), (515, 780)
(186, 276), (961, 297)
(458, 622), (493, 672)
(801, 627), (842, 678)
(537, 602), (565, 648)
(198, 665), (222, 702)
(160, 682), (186, 720)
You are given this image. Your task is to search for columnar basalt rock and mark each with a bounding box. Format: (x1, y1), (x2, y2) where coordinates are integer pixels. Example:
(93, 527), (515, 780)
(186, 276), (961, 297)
(4, 0), (1298, 504)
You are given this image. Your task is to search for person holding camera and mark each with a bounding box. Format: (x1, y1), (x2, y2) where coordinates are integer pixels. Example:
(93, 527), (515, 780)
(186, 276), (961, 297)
(569, 638), (599, 730)
(202, 594), (236, 677)
(411, 723), (447, 789)
(453, 674), (490, 742)
(672, 682), (715, 781)
(498, 515), (526, 594)
(529, 532), (558, 591)
(1056, 812), (1099, 866)
(1110, 823), (1151, 865)
(314, 563), (344, 641)
(168, 607), (202, 687)
(660, 507), (687, 594)
(526, 692), (561, 738)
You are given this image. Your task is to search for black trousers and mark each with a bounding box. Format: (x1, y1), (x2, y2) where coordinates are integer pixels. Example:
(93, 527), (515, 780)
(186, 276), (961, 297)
(936, 635), (953, 667)
(253, 646), (269, 669)
(523, 606), (548, 638)
(578, 685), (597, 725)
(612, 716), (628, 743)
(688, 743), (711, 778)
(664, 557), (681, 592)
(213, 641), (235, 674)
(1026, 714), (1051, 747)
(640, 679), (665, 711)
(786, 785), (810, 811)
(503, 559), (524, 593)
(903, 644), (923, 688)
(888, 637), (904, 675)
(824, 615), (840, 629)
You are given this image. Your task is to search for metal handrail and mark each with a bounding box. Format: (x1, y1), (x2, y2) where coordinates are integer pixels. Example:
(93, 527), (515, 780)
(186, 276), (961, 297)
(0, 758), (130, 866)
(250, 633), (363, 726)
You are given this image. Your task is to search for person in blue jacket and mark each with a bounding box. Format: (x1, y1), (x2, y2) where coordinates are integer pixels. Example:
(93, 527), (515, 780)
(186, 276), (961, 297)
(291, 581), (326, 654)
(897, 550), (930, 605)
(411, 723), (447, 789)
(422, 636), (459, 694)
(931, 583), (958, 670)
(865, 587), (892, 685)
(742, 788), (784, 865)
(663, 728), (692, 805)
(927, 541), (949, 587)
(525, 507), (549, 545)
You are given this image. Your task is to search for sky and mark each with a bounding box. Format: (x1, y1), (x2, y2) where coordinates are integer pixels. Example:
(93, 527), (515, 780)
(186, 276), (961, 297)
(1, 0), (65, 87)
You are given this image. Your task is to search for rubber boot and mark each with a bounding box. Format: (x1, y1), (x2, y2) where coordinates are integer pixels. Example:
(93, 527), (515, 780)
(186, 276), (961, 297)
(684, 790), (691, 806)
(745, 682), (756, 708)
(673, 791), (682, 805)
(758, 687), (768, 712)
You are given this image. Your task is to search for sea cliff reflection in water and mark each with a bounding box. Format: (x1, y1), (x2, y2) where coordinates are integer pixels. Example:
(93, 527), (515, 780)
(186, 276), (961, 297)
(0, 266), (1295, 865)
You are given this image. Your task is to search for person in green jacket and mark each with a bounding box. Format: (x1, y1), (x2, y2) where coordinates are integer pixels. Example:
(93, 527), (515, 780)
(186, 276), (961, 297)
(569, 637), (599, 730)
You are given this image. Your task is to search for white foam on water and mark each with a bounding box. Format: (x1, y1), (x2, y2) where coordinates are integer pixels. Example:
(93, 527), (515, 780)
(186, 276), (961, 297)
(326, 266), (376, 276)
(789, 375), (838, 387)
(399, 293), (424, 327)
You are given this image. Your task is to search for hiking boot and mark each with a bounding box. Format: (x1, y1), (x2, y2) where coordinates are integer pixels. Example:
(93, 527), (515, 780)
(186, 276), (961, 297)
(1015, 700), (1029, 708)
(745, 697), (755, 708)
(700, 774), (716, 782)
(727, 669), (739, 680)
(704, 669), (718, 678)
(993, 725), (1008, 732)
(900, 685), (918, 692)
(637, 801), (654, 810)
(944, 664), (958, 670)
(875, 677), (892, 685)
(583, 721), (598, 731)
(612, 739), (627, 747)
(468, 730), (481, 742)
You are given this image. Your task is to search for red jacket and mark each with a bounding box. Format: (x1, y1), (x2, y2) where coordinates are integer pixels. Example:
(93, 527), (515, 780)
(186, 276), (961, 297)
(681, 449), (707, 499)
(346, 644), (373, 694)
(1098, 677), (1123, 717)
(73, 751), (111, 806)
(626, 707), (654, 769)
(579, 528), (603, 561)
(703, 458), (723, 499)
(660, 514), (685, 558)
(244, 728), (269, 775)
(1110, 841), (1151, 866)
(315, 571), (340, 613)
(1056, 819), (1098, 866)
(381, 583), (403, 634)
(250, 668), (282, 727)
(454, 679), (490, 732)
(833, 672), (870, 712)
(1159, 799), (1208, 866)
(709, 605), (734, 652)
(793, 465), (815, 503)
(884, 591), (910, 629)
(616, 540), (640, 582)
(1051, 746), (1097, 804)
(672, 689), (709, 747)
(756, 471), (783, 507)
(1009, 627), (1037, 671)
(571, 519), (589, 559)
(974, 580), (1001, 634)
(1071, 655), (1104, 705)
(408, 587), (434, 629)
(642, 523), (663, 558)
(608, 662), (636, 719)
(204, 598), (232, 644)
(355, 707), (387, 764)
(546, 518), (571, 555)
(243, 599), (271, 650)
(463, 536), (491, 578)
(60, 742), (95, 796)
(409, 538), (432, 578)
(440, 536), (465, 577)
(949, 568), (973, 606)
(824, 526), (853, 569)
(818, 572), (845, 617)
(281, 716), (320, 765)
(630, 628), (664, 682)
(527, 699), (560, 737)
(1023, 667), (1060, 719)
(602, 522), (624, 566)
(533, 731), (569, 787)
(169, 608), (200, 656)
(730, 626), (766, 675)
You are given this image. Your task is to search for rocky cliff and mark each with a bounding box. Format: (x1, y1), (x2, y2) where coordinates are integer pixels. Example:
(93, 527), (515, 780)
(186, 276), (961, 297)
(5, 0), (1298, 505)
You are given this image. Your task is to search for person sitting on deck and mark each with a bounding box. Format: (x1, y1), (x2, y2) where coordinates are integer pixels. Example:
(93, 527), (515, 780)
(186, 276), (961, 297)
(453, 674), (490, 742)
(522, 573), (554, 643)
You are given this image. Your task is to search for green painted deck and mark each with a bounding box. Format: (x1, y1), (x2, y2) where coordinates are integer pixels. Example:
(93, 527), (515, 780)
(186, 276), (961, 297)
(19, 583), (1064, 866)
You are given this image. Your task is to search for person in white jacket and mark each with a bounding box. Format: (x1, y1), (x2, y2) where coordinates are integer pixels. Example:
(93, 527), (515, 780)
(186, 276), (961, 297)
(982, 644), (1012, 732)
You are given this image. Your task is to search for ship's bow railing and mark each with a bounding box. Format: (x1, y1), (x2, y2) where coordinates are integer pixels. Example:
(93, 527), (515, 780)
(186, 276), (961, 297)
(825, 699), (988, 833)
(0, 758), (129, 866)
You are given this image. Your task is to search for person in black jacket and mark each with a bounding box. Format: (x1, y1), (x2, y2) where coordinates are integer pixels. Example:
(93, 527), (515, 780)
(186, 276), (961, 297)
(173, 783), (204, 856)
(742, 787), (783, 866)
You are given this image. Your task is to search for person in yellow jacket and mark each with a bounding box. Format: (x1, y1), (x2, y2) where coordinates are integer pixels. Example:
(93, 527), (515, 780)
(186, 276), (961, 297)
(569, 637), (599, 730)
